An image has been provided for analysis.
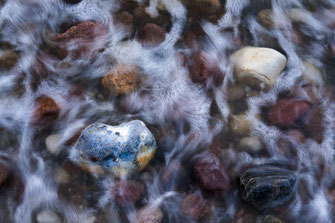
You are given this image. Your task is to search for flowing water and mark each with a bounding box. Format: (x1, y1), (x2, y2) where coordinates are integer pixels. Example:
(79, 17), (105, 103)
(0, 0), (335, 222)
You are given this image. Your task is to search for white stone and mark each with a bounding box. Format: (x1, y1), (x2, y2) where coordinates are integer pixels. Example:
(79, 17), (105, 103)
(239, 136), (262, 153)
(230, 114), (250, 136)
(54, 167), (70, 184)
(36, 210), (61, 223)
(302, 61), (324, 86)
(230, 47), (287, 89)
(45, 134), (62, 155)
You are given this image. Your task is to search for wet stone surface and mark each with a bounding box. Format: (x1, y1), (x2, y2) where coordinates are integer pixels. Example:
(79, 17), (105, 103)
(240, 165), (297, 211)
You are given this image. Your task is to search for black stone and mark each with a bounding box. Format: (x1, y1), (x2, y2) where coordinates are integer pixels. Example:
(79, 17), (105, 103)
(240, 165), (297, 211)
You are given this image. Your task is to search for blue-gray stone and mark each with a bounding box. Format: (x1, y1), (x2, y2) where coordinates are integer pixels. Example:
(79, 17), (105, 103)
(71, 120), (157, 177)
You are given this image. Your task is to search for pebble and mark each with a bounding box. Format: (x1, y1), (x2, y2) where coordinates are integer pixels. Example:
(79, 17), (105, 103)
(36, 210), (62, 223)
(227, 85), (245, 102)
(240, 165), (297, 210)
(33, 96), (59, 127)
(137, 23), (166, 47)
(257, 215), (283, 223)
(267, 99), (310, 127)
(63, 0), (81, 4)
(72, 120), (157, 177)
(45, 134), (62, 154)
(230, 47), (287, 89)
(112, 180), (144, 205)
(193, 152), (230, 192)
(54, 167), (70, 184)
(304, 107), (324, 143)
(258, 9), (275, 28)
(101, 64), (139, 95)
(136, 205), (163, 223)
(181, 193), (211, 220)
(230, 114), (250, 136)
(0, 163), (10, 186)
(0, 49), (20, 70)
(302, 61), (324, 86)
(114, 11), (134, 34)
(239, 136), (262, 153)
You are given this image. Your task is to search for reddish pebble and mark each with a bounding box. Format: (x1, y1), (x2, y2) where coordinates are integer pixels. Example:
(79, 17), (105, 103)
(137, 23), (166, 46)
(193, 152), (230, 192)
(304, 107), (324, 143)
(33, 96), (59, 126)
(112, 180), (144, 205)
(267, 99), (310, 127)
(181, 194), (211, 220)
(0, 164), (10, 186)
(287, 129), (305, 143)
(114, 12), (134, 34)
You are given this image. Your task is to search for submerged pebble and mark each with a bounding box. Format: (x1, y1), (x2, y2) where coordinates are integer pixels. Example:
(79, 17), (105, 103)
(71, 120), (157, 177)
(181, 193), (211, 220)
(136, 205), (163, 223)
(36, 210), (62, 223)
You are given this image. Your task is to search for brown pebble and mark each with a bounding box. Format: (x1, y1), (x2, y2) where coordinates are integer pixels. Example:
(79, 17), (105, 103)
(33, 96), (59, 126)
(56, 21), (105, 42)
(137, 205), (163, 223)
(101, 65), (139, 95)
(0, 164), (10, 186)
(112, 180), (144, 205)
(137, 23), (166, 46)
(114, 12), (134, 34)
(304, 107), (324, 143)
(181, 193), (211, 220)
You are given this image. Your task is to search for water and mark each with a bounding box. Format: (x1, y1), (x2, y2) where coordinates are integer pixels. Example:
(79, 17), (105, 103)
(0, 0), (335, 222)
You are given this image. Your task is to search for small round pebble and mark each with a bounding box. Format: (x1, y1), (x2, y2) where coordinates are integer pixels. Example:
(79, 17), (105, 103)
(36, 210), (62, 223)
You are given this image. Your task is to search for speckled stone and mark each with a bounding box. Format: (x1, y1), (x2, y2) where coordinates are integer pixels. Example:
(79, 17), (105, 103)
(71, 120), (157, 177)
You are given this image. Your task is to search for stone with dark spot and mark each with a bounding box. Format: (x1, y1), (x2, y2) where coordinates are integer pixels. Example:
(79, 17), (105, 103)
(137, 23), (166, 47)
(181, 193), (211, 220)
(240, 165), (297, 211)
(33, 96), (59, 127)
(193, 152), (230, 192)
(112, 180), (144, 205)
(267, 99), (310, 127)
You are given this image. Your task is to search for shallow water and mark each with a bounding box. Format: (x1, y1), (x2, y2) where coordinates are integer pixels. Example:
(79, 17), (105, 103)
(0, 0), (335, 222)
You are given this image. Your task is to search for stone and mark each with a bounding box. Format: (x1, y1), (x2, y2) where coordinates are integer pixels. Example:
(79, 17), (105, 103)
(114, 12), (134, 34)
(56, 22), (105, 42)
(287, 129), (305, 143)
(227, 85), (245, 102)
(0, 164), (10, 186)
(181, 194), (211, 220)
(289, 8), (313, 23)
(304, 107), (324, 143)
(45, 134), (62, 154)
(71, 120), (157, 177)
(240, 165), (297, 211)
(230, 114), (250, 136)
(36, 210), (62, 223)
(33, 96), (59, 127)
(186, 52), (223, 86)
(258, 9), (275, 28)
(137, 23), (166, 46)
(54, 167), (70, 184)
(112, 180), (144, 205)
(302, 61), (324, 86)
(136, 205), (163, 223)
(0, 50), (20, 70)
(258, 215), (283, 223)
(63, 0), (81, 4)
(267, 99), (310, 127)
(193, 152), (230, 192)
(230, 47), (287, 89)
(239, 136), (262, 153)
(160, 161), (188, 190)
(101, 64), (139, 95)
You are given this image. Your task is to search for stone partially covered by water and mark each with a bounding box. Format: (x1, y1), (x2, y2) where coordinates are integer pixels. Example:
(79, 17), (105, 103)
(240, 165), (297, 211)
(71, 120), (157, 177)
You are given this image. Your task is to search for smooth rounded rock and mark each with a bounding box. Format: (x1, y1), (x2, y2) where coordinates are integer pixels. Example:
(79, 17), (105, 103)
(136, 205), (163, 223)
(239, 136), (262, 153)
(137, 23), (166, 47)
(0, 49), (20, 70)
(71, 120), (157, 177)
(0, 163), (10, 186)
(227, 85), (245, 102)
(230, 114), (250, 136)
(230, 47), (287, 89)
(240, 165), (297, 211)
(181, 194), (211, 220)
(267, 99), (310, 127)
(304, 107), (324, 143)
(36, 210), (62, 223)
(45, 134), (62, 154)
(258, 9), (275, 28)
(112, 180), (144, 205)
(302, 61), (324, 86)
(33, 96), (59, 127)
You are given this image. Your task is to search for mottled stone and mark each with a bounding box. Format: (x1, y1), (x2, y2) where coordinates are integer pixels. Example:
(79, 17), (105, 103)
(112, 180), (144, 205)
(181, 194), (211, 220)
(230, 47), (287, 89)
(56, 22), (105, 42)
(258, 9), (275, 28)
(240, 165), (297, 210)
(33, 96), (59, 126)
(137, 205), (163, 223)
(0, 50), (20, 70)
(71, 120), (157, 177)
(267, 99), (310, 127)
(101, 65), (139, 95)
(137, 23), (166, 47)
(193, 152), (230, 192)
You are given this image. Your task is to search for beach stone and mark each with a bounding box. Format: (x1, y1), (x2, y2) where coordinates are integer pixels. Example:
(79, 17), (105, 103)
(71, 120), (157, 177)
(304, 107), (324, 143)
(36, 210), (62, 223)
(181, 194), (211, 220)
(0, 49), (20, 70)
(230, 114), (250, 136)
(45, 134), (62, 154)
(267, 99), (310, 127)
(230, 47), (287, 89)
(258, 215), (283, 223)
(114, 12), (134, 34)
(0, 164), (10, 186)
(112, 180), (144, 205)
(101, 64), (139, 95)
(227, 85), (245, 102)
(258, 9), (275, 28)
(33, 96), (59, 127)
(137, 23), (166, 47)
(193, 152), (230, 192)
(302, 61), (324, 86)
(240, 165), (297, 210)
(239, 136), (262, 153)
(136, 205), (163, 223)
(56, 21), (105, 42)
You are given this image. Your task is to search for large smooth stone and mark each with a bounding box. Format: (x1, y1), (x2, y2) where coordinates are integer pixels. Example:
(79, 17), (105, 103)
(230, 47), (287, 89)
(240, 165), (297, 210)
(72, 120), (157, 177)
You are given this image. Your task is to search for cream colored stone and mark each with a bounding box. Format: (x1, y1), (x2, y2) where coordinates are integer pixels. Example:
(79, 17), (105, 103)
(36, 210), (61, 223)
(137, 205), (163, 223)
(302, 61), (324, 86)
(54, 167), (70, 184)
(239, 136), (262, 153)
(230, 114), (250, 136)
(230, 47), (287, 89)
(289, 8), (313, 23)
(227, 85), (245, 101)
(45, 134), (62, 154)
